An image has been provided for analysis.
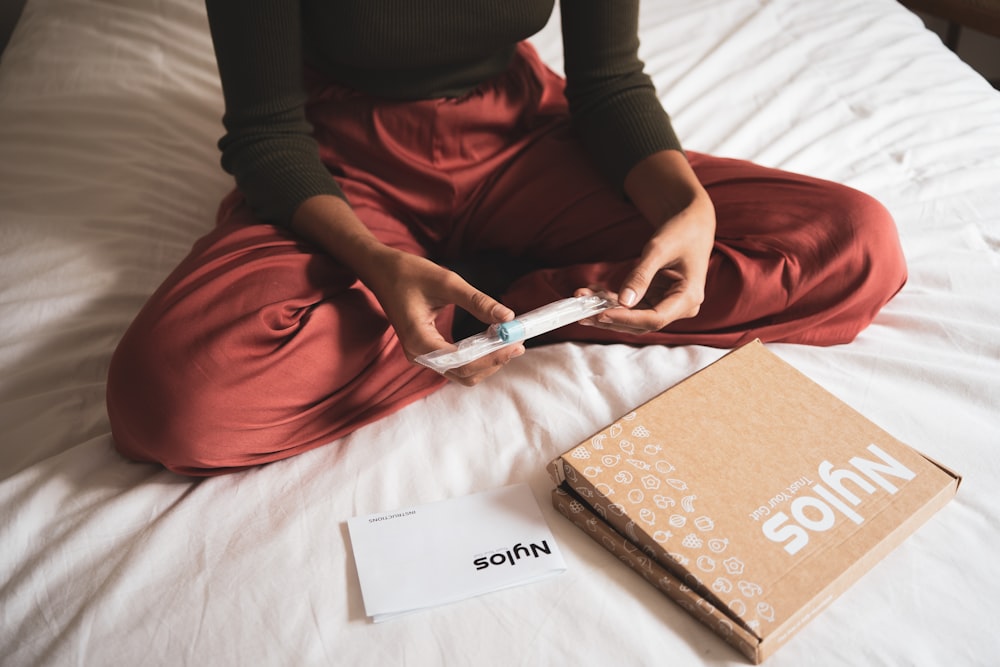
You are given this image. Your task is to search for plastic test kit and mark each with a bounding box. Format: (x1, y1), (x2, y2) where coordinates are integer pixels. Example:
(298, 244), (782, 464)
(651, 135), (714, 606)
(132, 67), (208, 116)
(415, 293), (618, 374)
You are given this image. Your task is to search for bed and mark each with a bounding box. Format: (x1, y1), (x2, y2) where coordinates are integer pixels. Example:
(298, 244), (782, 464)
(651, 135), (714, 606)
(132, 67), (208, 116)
(1, 0), (998, 664)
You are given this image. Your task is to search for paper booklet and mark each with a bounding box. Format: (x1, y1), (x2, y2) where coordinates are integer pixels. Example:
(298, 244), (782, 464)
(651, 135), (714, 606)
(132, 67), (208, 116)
(347, 483), (567, 622)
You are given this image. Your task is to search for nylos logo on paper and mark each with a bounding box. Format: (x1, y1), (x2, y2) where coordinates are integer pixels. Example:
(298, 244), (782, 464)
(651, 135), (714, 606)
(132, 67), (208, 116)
(473, 540), (554, 570)
(761, 444), (917, 556)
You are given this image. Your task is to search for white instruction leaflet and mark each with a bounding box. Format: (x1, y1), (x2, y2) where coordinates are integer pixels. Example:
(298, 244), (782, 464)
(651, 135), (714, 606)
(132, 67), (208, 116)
(347, 483), (567, 622)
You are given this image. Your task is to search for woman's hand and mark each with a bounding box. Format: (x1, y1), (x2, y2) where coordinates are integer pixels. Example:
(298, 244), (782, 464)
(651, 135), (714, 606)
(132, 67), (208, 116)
(580, 150), (716, 334)
(292, 195), (523, 385)
(362, 247), (526, 386)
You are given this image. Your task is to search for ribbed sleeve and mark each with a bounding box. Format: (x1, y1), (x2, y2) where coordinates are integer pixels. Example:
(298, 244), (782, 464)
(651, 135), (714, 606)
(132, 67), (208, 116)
(560, 0), (683, 190)
(206, 0), (344, 226)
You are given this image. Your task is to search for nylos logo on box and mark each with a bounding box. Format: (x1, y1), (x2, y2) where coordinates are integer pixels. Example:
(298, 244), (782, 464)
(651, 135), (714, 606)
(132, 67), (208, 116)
(760, 443), (916, 556)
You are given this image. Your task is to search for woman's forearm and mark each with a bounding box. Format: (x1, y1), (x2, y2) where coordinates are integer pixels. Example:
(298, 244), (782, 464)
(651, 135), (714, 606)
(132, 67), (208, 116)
(289, 194), (401, 289)
(623, 149), (712, 227)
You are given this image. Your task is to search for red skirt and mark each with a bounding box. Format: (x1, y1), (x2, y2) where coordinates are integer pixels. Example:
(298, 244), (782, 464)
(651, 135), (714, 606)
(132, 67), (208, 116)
(107, 43), (906, 474)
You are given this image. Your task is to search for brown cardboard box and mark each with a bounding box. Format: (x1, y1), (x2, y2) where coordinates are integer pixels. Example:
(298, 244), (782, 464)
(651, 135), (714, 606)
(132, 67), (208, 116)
(547, 341), (960, 663)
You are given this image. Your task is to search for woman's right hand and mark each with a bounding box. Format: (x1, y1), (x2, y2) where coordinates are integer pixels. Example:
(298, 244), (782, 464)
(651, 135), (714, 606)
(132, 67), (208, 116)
(364, 246), (527, 385)
(291, 195), (524, 385)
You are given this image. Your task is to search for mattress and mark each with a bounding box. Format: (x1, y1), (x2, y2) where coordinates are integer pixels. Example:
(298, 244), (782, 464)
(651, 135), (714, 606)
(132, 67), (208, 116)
(1, 0), (998, 664)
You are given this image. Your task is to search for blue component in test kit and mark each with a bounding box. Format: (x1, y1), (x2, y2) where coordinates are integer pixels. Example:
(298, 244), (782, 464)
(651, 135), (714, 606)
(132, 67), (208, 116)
(495, 320), (527, 343)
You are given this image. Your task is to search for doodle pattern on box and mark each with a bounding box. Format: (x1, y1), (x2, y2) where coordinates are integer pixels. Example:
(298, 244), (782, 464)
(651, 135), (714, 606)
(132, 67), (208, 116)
(563, 411), (773, 637)
(553, 487), (760, 661)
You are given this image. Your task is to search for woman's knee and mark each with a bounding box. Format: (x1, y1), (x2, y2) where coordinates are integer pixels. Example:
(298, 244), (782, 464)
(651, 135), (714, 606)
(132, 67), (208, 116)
(837, 186), (907, 306)
(106, 318), (222, 474)
(802, 185), (906, 344)
(106, 293), (443, 475)
(108, 331), (312, 475)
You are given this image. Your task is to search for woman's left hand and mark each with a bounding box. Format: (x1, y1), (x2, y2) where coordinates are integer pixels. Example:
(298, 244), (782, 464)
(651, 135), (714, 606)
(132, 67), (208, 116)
(579, 149), (716, 334)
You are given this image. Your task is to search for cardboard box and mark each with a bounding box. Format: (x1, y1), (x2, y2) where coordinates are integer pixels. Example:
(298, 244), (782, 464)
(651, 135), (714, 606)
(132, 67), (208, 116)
(547, 341), (960, 663)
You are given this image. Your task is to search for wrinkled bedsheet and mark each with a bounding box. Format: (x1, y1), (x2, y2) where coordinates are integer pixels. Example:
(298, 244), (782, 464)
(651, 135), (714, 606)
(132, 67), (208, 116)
(1, 0), (998, 664)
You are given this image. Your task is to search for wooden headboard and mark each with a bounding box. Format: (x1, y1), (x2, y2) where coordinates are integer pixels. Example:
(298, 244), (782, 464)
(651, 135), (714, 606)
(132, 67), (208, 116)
(0, 0), (27, 56)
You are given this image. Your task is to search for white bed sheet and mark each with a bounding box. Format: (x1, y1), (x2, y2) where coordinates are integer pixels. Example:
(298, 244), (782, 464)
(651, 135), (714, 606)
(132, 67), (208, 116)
(1, 0), (998, 665)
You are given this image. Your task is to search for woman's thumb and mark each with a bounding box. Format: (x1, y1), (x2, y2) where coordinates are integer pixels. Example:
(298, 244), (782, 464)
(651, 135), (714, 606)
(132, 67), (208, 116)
(618, 261), (656, 308)
(458, 287), (514, 324)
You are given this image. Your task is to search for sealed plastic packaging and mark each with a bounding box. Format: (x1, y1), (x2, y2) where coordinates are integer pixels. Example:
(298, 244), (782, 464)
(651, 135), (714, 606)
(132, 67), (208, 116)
(415, 293), (618, 374)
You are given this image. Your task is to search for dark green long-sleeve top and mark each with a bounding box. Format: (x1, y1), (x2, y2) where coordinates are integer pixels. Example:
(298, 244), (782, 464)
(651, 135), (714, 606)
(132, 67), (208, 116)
(205, 0), (682, 226)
